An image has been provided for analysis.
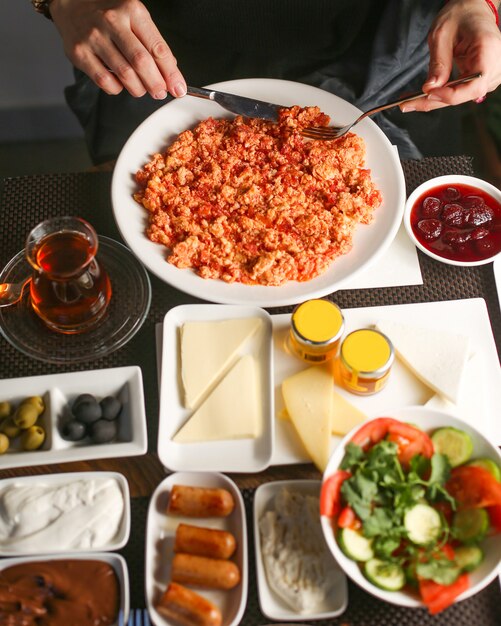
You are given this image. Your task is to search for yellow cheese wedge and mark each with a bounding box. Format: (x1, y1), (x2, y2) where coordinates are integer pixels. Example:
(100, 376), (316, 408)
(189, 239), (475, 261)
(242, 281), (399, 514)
(181, 317), (262, 409)
(279, 390), (367, 436)
(173, 355), (260, 442)
(375, 319), (470, 404)
(282, 365), (333, 472)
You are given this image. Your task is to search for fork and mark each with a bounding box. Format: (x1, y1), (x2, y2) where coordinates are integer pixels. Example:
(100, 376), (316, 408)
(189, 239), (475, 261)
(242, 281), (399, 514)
(118, 608), (151, 626)
(301, 72), (481, 140)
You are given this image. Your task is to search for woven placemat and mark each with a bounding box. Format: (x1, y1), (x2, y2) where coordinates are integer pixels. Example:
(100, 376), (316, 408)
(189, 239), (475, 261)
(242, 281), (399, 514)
(1, 158), (500, 624)
(125, 493), (501, 625)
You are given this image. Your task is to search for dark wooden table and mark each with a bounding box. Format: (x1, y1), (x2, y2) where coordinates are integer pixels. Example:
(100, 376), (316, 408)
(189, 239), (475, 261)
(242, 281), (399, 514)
(0, 156), (500, 625)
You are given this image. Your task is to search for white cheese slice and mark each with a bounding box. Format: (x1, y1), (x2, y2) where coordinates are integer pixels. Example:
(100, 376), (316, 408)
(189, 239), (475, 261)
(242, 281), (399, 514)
(278, 390), (367, 436)
(173, 354), (260, 442)
(375, 319), (470, 404)
(281, 365), (333, 472)
(331, 391), (367, 436)
(180, 317), (262, 408)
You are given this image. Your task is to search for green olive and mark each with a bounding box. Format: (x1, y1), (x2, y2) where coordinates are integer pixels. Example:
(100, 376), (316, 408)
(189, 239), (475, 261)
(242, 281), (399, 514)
(21, 425), (46, 451)
(21, 396), (45, 416)
(13, 403), (39, 430)
(0, 433), (9, 454)
(1, 417), (21, 439)
(0, 401), (11, 420)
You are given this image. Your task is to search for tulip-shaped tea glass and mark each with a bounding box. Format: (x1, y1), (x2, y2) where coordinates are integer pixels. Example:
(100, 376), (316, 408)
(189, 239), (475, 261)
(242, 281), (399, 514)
(26, 216), (112, 334)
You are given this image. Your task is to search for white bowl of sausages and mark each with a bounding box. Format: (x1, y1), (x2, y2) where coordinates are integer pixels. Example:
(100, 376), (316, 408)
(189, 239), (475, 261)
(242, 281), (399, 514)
(145, 472), (248, 626)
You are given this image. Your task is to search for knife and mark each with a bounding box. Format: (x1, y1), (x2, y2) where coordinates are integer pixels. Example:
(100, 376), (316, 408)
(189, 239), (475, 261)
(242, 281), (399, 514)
(186, 86), (281, 121)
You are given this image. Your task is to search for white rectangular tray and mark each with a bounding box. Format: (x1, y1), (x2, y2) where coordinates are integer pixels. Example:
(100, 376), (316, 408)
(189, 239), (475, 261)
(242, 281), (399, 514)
(272, 297), (501, 465)
(0, 366), (147, 469)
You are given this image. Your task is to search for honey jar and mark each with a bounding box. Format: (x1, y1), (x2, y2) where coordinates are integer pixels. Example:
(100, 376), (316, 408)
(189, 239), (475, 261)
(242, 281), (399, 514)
(288, 299), (344, 363)
(338, 328), (394, 395)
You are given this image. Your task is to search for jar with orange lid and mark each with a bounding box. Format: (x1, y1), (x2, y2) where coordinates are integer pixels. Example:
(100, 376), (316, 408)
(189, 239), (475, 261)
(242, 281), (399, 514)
(288, 299), (344, 363)
(337, 328), (394, 395)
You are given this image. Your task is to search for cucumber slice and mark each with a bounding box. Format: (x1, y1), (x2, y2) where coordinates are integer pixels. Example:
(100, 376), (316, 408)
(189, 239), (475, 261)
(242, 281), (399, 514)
(404, 503), (442, 545)
(454, 545), (484, 572)
(364, 558), (406, 591)
(452, 508), (489, 544)
(467, 458), (501, 481)
(338, 527), (374, 562)
(431, 427), (473, 467)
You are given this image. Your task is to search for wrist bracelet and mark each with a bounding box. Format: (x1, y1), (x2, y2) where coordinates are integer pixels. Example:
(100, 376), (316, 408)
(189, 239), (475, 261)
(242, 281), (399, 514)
(31, 0), (53, 20)
(484, 0), (500, 26)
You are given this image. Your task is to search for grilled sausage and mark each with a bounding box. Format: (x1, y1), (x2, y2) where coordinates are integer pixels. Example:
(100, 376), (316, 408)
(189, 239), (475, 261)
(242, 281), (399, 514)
(156, 582), (222, 626)
(171, 553), (241, 590)
(174, 523), (237, 559)
(168, 485), (235, 518)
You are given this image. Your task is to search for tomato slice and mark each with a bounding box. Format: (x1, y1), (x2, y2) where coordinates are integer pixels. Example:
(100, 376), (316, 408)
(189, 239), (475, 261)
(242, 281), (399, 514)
(446, 465), (501, 509)
(487, 504), (501, 532)
(337, 505), (361, 529)
(419, 574), (469, 614)
(350, 417), (397, 449)
(320, 470), (351, 517)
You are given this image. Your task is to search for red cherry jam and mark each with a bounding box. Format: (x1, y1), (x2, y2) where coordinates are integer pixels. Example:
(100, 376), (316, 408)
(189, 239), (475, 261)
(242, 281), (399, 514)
(410, 183), (501, 262)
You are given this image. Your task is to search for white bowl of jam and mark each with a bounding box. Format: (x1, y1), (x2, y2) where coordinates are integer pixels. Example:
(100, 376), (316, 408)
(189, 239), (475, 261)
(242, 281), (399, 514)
(404, 175), (501, 266)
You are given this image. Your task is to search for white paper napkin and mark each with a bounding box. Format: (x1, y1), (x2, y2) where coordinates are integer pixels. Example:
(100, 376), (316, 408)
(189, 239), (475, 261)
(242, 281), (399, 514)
(343, 223), (422, 290)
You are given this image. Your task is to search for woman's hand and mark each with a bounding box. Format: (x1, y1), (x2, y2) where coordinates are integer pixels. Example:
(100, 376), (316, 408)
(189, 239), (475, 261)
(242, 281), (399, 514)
(402, 0), (501, 112)
(50, 0), (187, 99)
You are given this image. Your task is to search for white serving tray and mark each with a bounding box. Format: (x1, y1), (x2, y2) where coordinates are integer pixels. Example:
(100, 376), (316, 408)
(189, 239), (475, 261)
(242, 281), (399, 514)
(254, 479), (347, 621)
(158, 305), (274, 472)
(0, 471), (130, 556)
(272, 297), (501, 465)
(0, 552), (129, 626)
(145, 471), (248, 626)
(0, 366), (147, 469)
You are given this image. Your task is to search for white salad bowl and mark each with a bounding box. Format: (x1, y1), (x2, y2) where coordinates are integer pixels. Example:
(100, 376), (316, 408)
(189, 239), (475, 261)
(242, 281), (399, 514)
(320, 406), (501, 610)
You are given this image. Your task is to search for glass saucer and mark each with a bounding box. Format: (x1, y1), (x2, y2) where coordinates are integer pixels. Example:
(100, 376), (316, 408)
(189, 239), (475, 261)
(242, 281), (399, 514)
(0, 236), (151, 364)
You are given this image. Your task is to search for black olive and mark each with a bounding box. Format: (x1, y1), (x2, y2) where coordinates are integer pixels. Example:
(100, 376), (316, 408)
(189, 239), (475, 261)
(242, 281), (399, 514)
(73, 400), (102, 425)
(61, 420), (87, 442)
(89, 419), (117, 444)
(100, 396), (122, 421)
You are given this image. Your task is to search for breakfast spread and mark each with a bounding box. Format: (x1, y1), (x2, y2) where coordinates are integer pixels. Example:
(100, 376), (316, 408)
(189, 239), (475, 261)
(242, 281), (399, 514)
(0, 559), (120, 625)
(409, 182), (501, 262)
(259, 487), (339, 612)
(134, 106), (382, 286)
(321, 417), (501, 614)
(0, 476), (125, 553)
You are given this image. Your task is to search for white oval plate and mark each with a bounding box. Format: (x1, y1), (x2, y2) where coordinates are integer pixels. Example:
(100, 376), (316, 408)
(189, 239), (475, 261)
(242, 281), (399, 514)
(321, 406), (501, 609)
(0, 471), (130, 556)
(157, 304), (274, 473)
(0, 552), (129, 626)
(254, 479), (347, 621)
(145, 471), (248, 626)
(112, 78), (405, 307)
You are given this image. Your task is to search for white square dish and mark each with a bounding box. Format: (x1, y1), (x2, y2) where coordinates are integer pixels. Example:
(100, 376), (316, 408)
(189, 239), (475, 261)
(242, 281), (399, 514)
(0, 471), (131, 556)
(157, 304), (274, 472)
(0, 552), (129, 626)
(254, 479), (348, 621)
(145, 471), (248, 626)
(0, 366), (147, 469)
